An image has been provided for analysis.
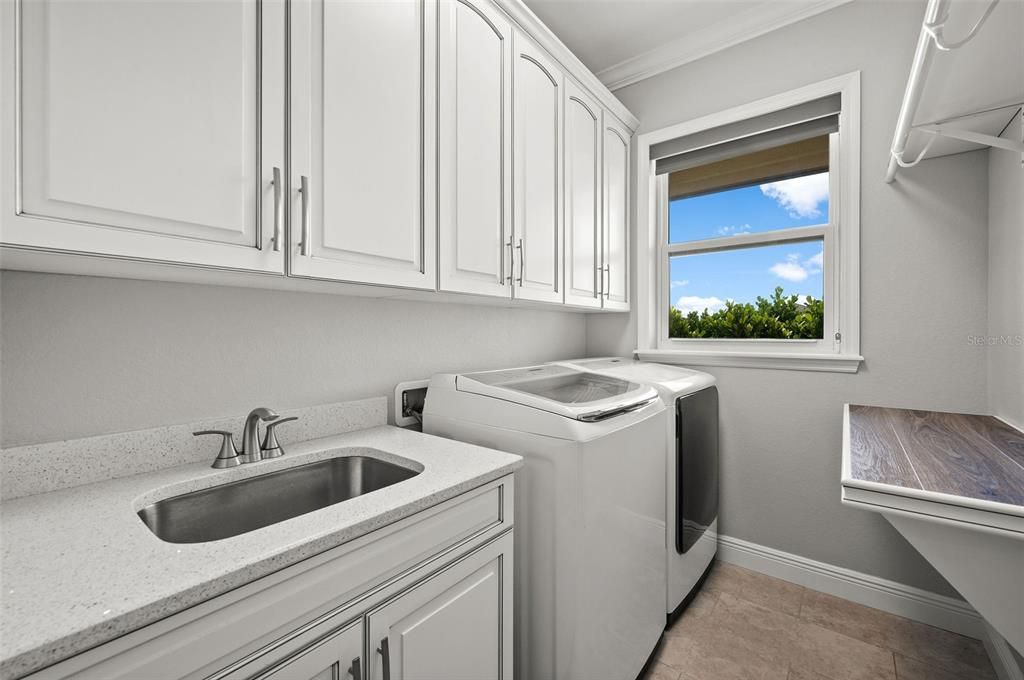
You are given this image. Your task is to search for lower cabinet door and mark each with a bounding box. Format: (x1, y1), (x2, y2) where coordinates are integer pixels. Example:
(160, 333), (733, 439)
(256, 621), (363, 680)
(366, 532), (513, 680)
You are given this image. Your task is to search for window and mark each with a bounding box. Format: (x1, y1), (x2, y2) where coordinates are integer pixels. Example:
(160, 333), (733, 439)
(635, 74), (861, 372)
(666, 138), (831, 341)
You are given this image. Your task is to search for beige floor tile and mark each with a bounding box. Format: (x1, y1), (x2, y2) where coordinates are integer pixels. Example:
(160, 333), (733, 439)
(889, 620), (994, 679)
(641, 661), (682, 680)
(705, 562), (805, 616)
(894, 653), (995, 680)
(799, 590), (994, 678)
(658, 626), (789, 680)
(799, 589), (905, 649)
(790, 621), (897, 680)
(787, 668), (833, 680)
(667, 589), (720, 637)
(708, 593), (800, 667)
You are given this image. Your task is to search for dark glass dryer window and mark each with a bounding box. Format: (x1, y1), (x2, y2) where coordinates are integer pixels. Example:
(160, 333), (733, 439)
(676, 386), (719, 554)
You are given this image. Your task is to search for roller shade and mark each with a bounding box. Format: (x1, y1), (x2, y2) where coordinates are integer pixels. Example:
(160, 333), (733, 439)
(652, 94), (841, 176)
(668, 135), (829, 200)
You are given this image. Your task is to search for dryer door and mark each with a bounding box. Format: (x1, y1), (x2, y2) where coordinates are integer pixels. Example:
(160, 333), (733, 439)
(676, 386), (719, 554)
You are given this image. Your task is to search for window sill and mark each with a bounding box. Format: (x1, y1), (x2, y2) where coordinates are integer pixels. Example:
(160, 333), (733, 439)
(635, 349), (863, 373)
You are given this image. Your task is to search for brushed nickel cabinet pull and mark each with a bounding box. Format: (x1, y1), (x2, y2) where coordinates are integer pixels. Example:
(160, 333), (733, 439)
(299, 175), (311, 257)
(516, 238), (524, 284)
(271, 167), (283, 252)
(378, 637), (391, 680)
(505, 237), (514, 284)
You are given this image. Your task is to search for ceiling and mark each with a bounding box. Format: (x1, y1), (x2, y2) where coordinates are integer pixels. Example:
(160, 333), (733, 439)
(522, 0), (852, 89)
(522, 0), (763, 74)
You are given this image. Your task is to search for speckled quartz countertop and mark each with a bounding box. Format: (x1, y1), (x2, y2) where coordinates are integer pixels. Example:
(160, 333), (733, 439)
(0, 426), (522, 679)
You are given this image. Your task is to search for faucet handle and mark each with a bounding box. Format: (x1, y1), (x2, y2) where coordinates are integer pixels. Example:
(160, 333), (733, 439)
(260, 417), (298, 459)
(194, 430), (241, 469)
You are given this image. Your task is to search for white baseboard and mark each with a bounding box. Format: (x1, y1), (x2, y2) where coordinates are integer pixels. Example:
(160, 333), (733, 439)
(716, 534), (984, 639)
(983, 623), (1024, 680)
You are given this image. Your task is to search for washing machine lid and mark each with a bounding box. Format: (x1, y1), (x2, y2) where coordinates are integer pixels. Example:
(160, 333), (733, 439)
(456, 364), (658, 421)
(556, 357), (717, 395)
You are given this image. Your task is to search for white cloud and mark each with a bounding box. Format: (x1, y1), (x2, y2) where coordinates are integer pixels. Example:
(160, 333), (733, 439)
(671, 279), (689, 288)
(769, 247), (824, 283)
(770, 261), (809, 282)
(805, 249), (823, 272)
(715, 224), (752, 236)
(675, 295), (726, 314)
(760, 174), (829, 219)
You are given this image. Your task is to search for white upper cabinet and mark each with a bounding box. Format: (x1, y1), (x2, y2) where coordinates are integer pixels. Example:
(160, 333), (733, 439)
(0, 0), (635, 309)
(438, 0), (513, 298)
(512, 33), (563, 304)
(563, 80), (603, 309)
(289, 0), (437, 289)
(602, 115), (631, 311)
(4, 0), (285, 272)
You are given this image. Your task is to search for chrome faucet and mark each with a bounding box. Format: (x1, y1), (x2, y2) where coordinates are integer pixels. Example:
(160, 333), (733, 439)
(194, 407), (298, 468)
(241, 407), (278, 464)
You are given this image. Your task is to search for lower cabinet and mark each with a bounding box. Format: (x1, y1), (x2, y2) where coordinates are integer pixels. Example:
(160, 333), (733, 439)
(254, 622), (362, 680)
(26, 476), (514, 680)
(367, 538), (510, 680)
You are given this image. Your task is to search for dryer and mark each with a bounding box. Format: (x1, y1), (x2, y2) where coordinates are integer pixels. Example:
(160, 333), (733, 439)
(423, 364), (666, 680)
(554, 358), (719, 621)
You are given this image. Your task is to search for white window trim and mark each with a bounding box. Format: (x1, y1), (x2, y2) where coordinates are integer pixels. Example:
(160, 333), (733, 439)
(635, 72), (863, 373)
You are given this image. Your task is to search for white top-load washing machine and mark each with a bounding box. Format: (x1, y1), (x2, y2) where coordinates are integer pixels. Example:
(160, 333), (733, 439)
(553, 358), (718, 621)
(423, 364), (667, 680)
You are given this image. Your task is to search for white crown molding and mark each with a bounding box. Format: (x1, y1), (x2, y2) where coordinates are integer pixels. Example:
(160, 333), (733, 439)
(492, 0), (639, 130)
(597, 0), (856, 92)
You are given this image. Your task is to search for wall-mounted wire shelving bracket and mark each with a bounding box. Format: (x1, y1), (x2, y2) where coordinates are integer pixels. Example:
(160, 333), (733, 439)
(885, 0), (1021, 182)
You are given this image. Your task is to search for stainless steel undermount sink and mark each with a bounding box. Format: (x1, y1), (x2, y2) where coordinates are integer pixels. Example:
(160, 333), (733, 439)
(138, 455), (421, 544)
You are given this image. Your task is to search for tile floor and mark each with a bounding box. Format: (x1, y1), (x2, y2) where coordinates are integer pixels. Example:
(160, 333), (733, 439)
(643, 561), (996, 680)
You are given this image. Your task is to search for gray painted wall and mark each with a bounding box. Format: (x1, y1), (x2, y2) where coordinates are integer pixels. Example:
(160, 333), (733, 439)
(987, 116), (1024, 428)
(586, 0), (993, 597)
(0, 272), (587, 447)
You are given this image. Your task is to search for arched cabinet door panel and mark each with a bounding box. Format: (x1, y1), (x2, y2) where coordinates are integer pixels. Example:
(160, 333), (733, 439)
(563, 79), (602, 309)
(290, 0), (437, 289)
(6, 0), (285, 273)
(602, 116), (631, 311)
(512, 32), (563, 304)
(438, 0), (513, 298)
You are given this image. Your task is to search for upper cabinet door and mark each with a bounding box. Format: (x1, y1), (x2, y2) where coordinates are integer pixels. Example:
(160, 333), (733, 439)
(602, 115), (630, 311)
(290, 0), (436, 289)
(563, 80), (602, 309)
(438, 0), (513, 299)
(512, 33), (563, 304)
(7, 0), (285, 272)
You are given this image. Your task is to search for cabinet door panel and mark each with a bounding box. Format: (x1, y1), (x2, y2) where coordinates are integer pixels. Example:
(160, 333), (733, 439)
(602, 116), (630, 311)
(563, 80), (602, 308)
(9, 0), (284, 272)
(512, 35), (562, 304)
(367, 533), (512, 680)
(438, 0), (512, 298)
(290, 0), (436, 289)
(257, 621), (362, 680)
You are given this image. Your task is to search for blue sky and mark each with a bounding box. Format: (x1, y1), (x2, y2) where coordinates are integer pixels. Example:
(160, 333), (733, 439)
(669, 172), (828, 314)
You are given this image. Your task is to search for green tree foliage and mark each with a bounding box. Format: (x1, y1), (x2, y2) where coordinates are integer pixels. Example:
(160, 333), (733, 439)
(669, 286), (823, 339)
